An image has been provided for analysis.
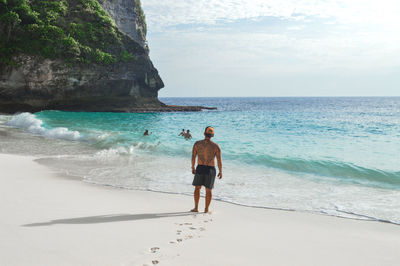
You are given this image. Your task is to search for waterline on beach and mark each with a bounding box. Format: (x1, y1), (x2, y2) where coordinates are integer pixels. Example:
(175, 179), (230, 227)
(1, 97), (400, 224)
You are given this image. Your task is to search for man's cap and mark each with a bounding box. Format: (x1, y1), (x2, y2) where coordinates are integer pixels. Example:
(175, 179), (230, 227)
(204, 126), (214, 135)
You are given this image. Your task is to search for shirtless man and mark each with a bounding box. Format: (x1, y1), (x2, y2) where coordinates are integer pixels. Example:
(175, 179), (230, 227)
(185, 129), (192, 140)
(191, 126), (222, 213)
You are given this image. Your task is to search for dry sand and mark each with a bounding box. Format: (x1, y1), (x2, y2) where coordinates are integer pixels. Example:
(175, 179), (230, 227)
(1, 153), (399, 266)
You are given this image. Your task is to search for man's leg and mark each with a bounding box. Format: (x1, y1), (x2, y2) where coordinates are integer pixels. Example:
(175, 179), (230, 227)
(191, 186), (201, 212)
(205, 188), (212, 213)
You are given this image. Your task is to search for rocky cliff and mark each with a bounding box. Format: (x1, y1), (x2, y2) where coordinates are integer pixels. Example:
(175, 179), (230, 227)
(99, 0), (147, 49)
(0, 0), (171, 113)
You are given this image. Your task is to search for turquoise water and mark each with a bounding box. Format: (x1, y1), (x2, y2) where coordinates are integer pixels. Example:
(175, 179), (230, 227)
(1, 97), (400, 223)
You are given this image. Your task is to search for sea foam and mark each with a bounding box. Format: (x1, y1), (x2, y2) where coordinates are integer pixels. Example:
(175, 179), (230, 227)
(7, 113), (81, 141)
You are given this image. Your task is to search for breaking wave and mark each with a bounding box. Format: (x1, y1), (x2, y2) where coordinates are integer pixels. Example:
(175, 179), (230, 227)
(6, 113), (81, 141)
(241, 153), (400, 188)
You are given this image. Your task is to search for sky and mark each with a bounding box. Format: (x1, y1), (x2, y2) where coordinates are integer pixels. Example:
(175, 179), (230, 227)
(141, 0), (400, 97)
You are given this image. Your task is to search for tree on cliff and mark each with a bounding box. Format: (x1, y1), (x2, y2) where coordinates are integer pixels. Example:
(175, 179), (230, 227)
(0, 10), (21, 42)
(0, 0), (139, 66)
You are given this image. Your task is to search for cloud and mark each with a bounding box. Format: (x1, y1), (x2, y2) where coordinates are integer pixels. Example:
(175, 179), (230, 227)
(142, 0), (400, 31)
(287, 25), (306, 31)
(149, 30), (400, 73)
(142, 0), (400, 97)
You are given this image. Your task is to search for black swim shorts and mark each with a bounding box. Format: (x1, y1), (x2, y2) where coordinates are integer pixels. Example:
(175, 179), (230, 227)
(192, 165), (216, 189)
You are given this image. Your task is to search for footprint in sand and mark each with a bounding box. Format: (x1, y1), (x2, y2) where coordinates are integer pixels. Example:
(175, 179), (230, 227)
(152, 260), (159, 265)
(177, 238), (183, 242)
(189, 227), (196, 230)
(150, 247), (159, 253)
(200, 227), (206, 231)
(184, 222), (192, 225)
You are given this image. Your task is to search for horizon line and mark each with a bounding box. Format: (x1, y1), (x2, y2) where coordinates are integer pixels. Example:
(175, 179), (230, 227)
(159, 96), (400, 98)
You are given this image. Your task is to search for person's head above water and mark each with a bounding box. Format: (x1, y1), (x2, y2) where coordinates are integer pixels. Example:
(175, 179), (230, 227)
(187, 130), (190, 133)
(204, 126), (214, 138)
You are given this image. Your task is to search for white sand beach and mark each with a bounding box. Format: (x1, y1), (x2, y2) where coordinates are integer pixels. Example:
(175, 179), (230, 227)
(1, 153), (400, 266)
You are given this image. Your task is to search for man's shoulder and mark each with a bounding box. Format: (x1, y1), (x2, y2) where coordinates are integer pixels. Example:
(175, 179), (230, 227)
(211, 141), (220, 149)
(194, 139), (209, 146)
(195, 139), (219, 147)
(206, 140), (220, 149)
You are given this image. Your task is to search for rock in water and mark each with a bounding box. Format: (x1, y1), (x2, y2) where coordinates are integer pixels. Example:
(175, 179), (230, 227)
(0, 0), (168, 113)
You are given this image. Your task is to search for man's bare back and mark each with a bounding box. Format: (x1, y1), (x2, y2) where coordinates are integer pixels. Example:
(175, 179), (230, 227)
(192, 139), (221, 167)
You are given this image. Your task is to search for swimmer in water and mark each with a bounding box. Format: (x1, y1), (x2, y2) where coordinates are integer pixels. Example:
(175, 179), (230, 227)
(184, 129), (192, 140)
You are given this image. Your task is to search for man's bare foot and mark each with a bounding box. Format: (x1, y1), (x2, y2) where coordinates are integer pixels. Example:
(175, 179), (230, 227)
(204, 208), (209, 213)
(190, 208), (198, 212)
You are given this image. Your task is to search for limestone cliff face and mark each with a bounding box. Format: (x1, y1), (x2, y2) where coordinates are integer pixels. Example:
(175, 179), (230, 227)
(99, 0), (147, 49)
(0, 53), (164, 113)
(0, 0), (165, 113)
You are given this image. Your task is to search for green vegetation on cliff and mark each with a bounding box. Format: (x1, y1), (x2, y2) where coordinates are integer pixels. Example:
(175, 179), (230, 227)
(134, 0), (146, 36)
(0, 0), (140, 66)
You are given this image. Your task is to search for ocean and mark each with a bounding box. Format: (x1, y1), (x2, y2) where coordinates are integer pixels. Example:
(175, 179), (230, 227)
(1, 97), (400, 224)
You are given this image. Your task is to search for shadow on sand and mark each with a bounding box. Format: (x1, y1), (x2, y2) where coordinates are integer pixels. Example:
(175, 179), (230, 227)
(23, 212), (195, 227)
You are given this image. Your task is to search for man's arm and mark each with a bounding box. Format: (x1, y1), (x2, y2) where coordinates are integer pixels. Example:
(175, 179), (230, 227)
(216, 145), (223, 179)
(191, 143), (197, 174)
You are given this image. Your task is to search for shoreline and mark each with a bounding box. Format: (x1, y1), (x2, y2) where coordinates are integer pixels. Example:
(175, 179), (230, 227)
(33, 156), (398, 226)
(1, 153), (400, 266)
(78, 179), (400, 226)
(3, 147), (400, 226)
(0, 109), (399, 228)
